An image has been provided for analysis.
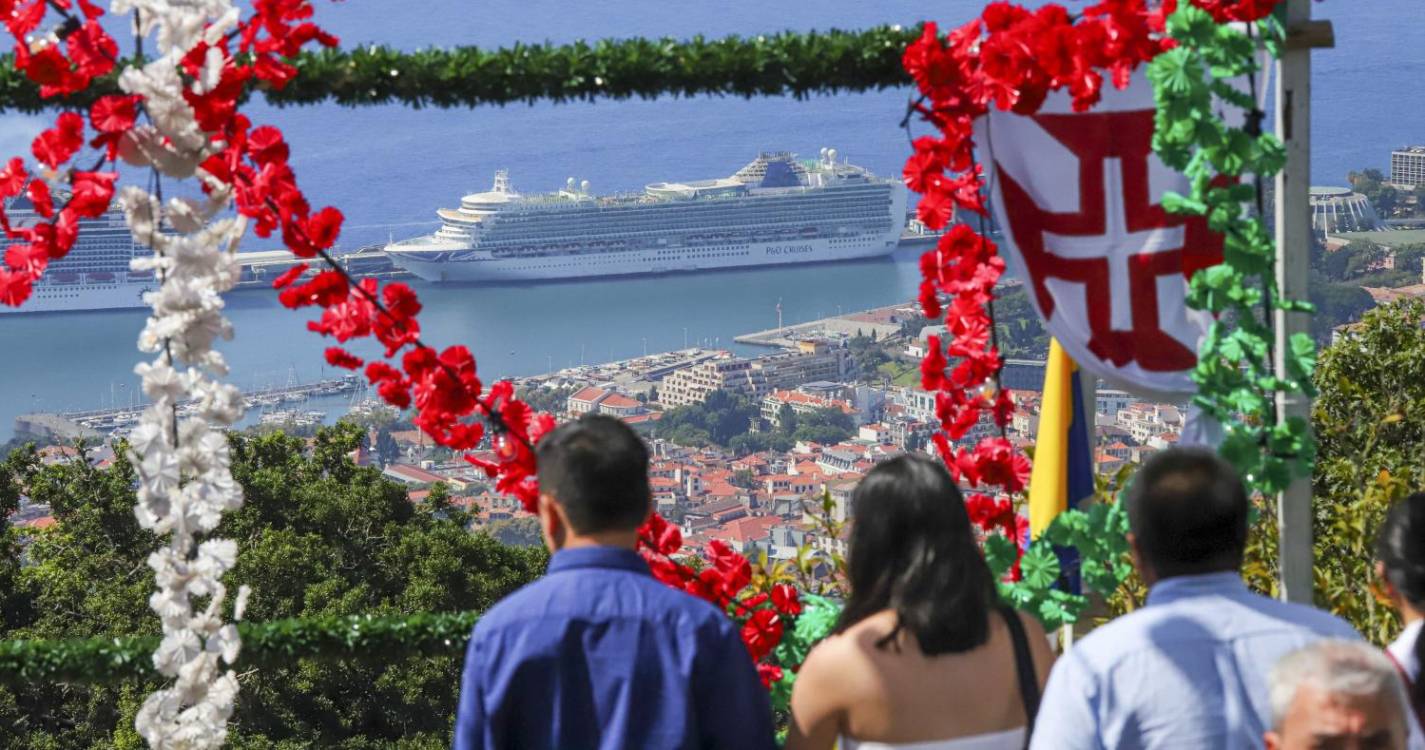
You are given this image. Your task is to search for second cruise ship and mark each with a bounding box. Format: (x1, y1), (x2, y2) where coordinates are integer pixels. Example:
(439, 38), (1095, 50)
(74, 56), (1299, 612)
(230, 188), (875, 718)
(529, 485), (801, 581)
(384, 150), (907, 283)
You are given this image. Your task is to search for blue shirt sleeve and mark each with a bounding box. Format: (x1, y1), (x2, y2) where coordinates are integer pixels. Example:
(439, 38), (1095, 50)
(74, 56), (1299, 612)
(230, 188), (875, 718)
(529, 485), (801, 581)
(1029, 648), (1103, 750)
(452, 628), (487, 750)
(692, 619), (778, 750)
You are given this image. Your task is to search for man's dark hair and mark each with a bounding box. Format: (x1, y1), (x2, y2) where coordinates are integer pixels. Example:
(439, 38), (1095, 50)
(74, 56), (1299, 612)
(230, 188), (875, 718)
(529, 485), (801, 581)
(1127, 447), (1249, 579)
(535, 414), (651, 534)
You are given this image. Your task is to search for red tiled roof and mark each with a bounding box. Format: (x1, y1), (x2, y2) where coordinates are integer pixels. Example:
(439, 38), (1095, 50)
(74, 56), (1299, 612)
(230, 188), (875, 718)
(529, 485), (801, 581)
(600, 393), (640, 409)
(385, 464), (446, 484)
(569, 386), (607, 403)
(706, 515), (781, 544)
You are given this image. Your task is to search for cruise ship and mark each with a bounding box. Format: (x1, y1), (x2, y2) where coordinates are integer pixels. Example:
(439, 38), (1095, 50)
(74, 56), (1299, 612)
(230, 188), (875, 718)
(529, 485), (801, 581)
(0, 195), (154, 314)
(384, 150), (908, 283)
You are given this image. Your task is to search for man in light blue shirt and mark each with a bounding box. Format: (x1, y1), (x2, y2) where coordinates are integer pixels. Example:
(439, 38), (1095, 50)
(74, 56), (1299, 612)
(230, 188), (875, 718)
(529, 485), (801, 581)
(1031, 448), (1360, 750)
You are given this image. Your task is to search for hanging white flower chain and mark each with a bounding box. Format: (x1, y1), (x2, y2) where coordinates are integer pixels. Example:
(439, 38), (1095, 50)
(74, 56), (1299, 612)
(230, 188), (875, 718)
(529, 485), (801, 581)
(110, 2), (251, 747)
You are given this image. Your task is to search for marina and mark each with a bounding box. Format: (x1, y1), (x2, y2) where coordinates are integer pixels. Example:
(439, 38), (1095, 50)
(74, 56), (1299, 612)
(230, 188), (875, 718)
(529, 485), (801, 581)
(15, 374), (366, 443)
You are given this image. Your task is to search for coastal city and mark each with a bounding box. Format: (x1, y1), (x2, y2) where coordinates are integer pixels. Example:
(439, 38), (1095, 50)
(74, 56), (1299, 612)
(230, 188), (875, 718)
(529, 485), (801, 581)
(10, 141), (1425, 558)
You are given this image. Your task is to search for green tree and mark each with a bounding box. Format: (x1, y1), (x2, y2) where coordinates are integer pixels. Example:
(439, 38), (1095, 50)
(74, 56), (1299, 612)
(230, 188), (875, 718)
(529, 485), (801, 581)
(1306, 299), (1425, 642)
(846, 335), (889, 372)
(992, 286), (1050, 359)
(788, 408), (856, 445)
(485, 516), (544, 548)
(777, 403), (799, 435)
(1308, 271), (1375, 341)
(0, 423), (547, 748)
(375, 426), (400, 465)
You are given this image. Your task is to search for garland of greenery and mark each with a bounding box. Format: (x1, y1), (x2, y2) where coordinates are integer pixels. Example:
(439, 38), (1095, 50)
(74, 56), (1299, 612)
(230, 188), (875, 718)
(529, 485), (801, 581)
(0, 26), (919, 114)
(1148, 4), (1315, 494)
(0, 611), (478, 685)
(984, 500), (1133, 630)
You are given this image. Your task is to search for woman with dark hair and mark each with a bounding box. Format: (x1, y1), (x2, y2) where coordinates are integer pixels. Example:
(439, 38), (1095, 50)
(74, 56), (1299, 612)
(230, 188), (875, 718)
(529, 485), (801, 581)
(786, 454), (1054, 750)
(1377, 491), (1425, 726)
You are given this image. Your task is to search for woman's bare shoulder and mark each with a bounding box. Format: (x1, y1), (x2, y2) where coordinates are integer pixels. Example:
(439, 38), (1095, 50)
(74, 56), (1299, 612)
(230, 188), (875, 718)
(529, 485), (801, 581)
(802, 611), (901, 677)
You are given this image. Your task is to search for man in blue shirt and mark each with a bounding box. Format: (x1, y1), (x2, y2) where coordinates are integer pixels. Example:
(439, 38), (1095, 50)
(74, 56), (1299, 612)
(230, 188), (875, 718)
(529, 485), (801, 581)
(1031, 448), (1362, 750)
(453, 414), (777, 750)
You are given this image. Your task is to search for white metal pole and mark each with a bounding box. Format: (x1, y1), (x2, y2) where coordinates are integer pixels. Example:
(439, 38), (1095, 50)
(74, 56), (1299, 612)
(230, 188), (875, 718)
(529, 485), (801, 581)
(1274, 0), (1317, 604)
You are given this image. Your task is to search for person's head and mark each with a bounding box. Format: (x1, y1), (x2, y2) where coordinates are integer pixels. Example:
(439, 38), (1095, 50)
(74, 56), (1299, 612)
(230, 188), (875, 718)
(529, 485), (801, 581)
(1375, 491), (1425, 711)
(1376, 492), (1425, 617)
(1126, 447), (1249, 585)
(835, 453), (997, 655)
(1265, 640), (1411, 750)
(534, 414), (651, 551)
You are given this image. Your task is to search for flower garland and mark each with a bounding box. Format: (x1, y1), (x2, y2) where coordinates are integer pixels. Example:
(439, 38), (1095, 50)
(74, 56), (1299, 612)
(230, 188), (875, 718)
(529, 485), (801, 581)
(901, 0), (1172, 582)
(0, 0), (798, 706)
(0, 0), (350, 744)
(1149, 2), (1314, 494)
(0, 611), (484, 685)
(901, 0), (1308, 620)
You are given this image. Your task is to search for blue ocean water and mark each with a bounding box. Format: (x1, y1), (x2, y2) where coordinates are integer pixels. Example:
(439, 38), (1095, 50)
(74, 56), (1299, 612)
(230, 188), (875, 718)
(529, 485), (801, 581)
(0, 0), (1417, 439)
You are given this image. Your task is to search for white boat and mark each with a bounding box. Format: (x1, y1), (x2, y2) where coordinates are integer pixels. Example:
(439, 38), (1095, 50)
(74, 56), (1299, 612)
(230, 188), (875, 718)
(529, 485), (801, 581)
(384, 149), (907, 283)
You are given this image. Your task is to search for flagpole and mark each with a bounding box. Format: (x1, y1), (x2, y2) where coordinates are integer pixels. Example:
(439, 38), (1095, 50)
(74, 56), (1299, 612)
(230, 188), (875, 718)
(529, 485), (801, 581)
(1274, 0), (1331, 604)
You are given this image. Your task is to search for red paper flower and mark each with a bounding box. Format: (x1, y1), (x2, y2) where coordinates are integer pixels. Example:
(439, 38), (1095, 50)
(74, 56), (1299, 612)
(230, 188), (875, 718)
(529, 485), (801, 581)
(324, 347), (364, 370)
(741, 609), (783, 662)
(771, 583), (802, 617)
(31, 112), (85, 170)
(25, 180), (53, 218)
(271, 263), (309, 289)
(0, 268), (32, 307)
(68, 171), (117, 218)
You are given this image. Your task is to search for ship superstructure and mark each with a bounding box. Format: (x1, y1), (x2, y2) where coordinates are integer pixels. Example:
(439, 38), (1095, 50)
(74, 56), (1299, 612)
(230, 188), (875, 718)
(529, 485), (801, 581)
(384, 150), (908, 283)
(0, 195), (154, 314)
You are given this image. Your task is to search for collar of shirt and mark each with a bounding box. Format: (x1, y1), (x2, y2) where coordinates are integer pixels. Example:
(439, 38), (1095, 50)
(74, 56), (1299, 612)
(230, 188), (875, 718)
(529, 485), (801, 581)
(547, 545), (651, 576)
(1390, 619), (1424, 674)
(1146, 571), (1247, 607)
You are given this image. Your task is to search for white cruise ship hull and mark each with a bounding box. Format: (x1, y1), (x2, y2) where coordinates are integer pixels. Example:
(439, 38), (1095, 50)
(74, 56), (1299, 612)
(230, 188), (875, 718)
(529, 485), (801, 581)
(389, 232), (900, 283)
(0, 279), (152, 314)
(385, 150), (911, 285)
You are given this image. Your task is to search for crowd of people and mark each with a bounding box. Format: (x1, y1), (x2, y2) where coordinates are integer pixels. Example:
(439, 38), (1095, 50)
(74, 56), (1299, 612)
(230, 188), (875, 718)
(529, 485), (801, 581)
(451, 414), (1425, 749)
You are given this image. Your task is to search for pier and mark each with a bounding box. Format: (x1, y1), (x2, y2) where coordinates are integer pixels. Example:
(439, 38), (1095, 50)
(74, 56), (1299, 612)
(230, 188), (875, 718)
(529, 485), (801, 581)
(733, 302), (912, 349)
(234, 245), (407, 289)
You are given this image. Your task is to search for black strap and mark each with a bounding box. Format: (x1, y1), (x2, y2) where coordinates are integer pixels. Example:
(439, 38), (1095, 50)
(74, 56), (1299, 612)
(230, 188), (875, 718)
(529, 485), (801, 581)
(999, 606), (1040, 750)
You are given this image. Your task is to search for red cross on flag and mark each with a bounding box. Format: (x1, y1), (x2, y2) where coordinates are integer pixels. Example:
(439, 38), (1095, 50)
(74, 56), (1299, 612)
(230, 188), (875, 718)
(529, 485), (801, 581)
(980, 72), (1223, 397)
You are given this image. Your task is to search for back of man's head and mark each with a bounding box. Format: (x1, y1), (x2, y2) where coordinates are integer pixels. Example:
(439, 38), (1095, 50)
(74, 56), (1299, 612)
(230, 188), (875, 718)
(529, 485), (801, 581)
(1127, 447), (1249, 580)
(1266, 640), (1411, 750)
(535, 414), (651, 534)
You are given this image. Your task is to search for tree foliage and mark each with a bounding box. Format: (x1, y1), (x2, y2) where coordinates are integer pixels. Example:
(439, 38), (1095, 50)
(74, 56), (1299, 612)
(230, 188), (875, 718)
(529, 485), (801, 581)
(0, 423), (546, 748)
(1305, 299), (1425, 641)
(992, 286), (1051, 359)
(657, 390), (761, 447)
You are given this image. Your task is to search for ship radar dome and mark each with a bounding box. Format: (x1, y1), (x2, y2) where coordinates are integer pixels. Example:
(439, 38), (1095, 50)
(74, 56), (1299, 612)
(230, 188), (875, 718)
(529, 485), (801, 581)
(566, 177), (576, 191)
(580, 180), (590, 194)
(827, 148), (838, 163)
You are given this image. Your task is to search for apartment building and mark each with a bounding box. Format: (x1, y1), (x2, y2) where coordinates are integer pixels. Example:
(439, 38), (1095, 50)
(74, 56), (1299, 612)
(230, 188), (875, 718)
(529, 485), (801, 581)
(751, 340), (853, 390)
(658, 357), (767, 407)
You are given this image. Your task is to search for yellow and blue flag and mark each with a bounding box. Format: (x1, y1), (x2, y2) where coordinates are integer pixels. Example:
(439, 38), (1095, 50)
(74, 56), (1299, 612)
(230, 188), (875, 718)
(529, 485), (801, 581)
(1028, 339), (1095, 567)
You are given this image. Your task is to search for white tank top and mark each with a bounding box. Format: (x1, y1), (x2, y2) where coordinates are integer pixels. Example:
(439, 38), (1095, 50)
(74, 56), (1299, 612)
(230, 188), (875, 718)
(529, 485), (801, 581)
(839, 727), (1026, 750)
